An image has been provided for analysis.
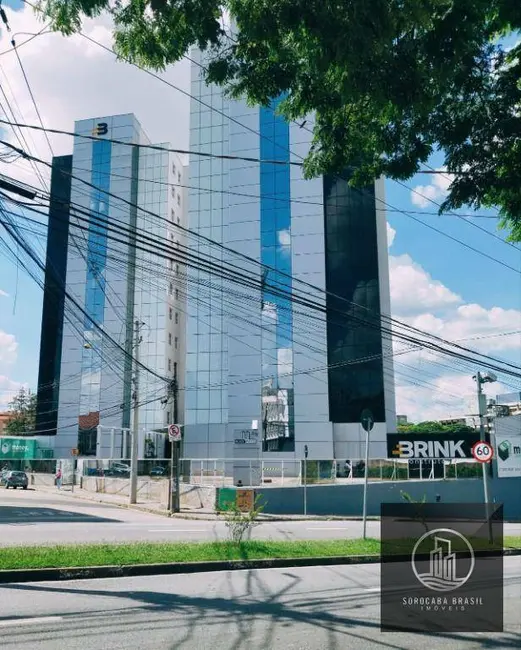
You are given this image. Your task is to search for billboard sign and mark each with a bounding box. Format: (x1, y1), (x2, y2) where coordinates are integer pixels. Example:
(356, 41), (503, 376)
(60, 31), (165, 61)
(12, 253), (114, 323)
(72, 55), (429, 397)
(387, 432), (481, 460)
(0, 438), (37, 460)
(495, 436), (521, 477)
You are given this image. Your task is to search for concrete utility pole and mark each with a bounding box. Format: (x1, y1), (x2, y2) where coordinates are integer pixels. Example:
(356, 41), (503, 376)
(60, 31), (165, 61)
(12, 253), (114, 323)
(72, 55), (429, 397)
(474, 370), (496, 543)
(169, 377), (181, 514)
(129, 320), (143, 505)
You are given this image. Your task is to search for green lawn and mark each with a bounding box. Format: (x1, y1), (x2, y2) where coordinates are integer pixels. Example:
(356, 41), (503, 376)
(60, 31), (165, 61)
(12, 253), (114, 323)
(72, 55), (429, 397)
(0, 536), (519, 571)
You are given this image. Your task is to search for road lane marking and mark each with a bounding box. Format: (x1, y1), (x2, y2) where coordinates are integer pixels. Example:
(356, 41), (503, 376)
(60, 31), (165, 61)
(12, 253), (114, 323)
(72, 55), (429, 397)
(305, 527), (349, 530)
(148, 529), (203, 532)
(0, 616), (63, 628)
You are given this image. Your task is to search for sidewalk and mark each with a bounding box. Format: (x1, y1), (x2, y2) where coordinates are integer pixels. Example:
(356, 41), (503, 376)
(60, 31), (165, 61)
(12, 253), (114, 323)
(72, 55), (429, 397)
(34, 485), (379, 521)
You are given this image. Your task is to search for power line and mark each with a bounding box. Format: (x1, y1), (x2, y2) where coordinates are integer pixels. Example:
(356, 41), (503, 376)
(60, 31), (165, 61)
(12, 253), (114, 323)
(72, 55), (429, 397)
(4, 179), (521, 383)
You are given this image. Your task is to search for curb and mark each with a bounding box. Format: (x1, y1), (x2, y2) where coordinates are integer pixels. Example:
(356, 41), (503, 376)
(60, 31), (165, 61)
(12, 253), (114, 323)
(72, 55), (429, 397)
(1, 548), (519, 585)
(36, 488), (384, 521)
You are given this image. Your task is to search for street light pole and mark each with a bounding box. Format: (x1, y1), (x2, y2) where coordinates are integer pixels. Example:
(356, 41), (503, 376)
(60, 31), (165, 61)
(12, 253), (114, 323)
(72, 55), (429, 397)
(129, 320), (142, 505)
(475, 371), (491, 508)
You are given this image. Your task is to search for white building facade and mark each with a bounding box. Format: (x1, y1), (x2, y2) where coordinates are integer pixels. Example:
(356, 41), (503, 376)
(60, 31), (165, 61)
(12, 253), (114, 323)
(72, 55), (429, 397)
(183, 54), (396, 464)
(38, 114), (186, 459)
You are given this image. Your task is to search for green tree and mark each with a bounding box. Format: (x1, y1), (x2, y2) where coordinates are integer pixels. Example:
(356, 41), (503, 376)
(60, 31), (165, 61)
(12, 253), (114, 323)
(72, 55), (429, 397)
(397, 420), (477, 434)
(5, 388), (37, 435)
(37, 1), (521, 238)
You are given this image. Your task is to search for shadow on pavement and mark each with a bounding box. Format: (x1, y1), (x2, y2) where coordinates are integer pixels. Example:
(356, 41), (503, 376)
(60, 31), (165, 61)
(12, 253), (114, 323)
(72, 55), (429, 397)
(0, 506), (120, 524)
(3, 575), (520, 650)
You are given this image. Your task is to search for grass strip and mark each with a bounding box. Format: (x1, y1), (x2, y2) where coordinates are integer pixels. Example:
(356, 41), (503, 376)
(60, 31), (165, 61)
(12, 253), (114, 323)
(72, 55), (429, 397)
(0, 536), (519, 571)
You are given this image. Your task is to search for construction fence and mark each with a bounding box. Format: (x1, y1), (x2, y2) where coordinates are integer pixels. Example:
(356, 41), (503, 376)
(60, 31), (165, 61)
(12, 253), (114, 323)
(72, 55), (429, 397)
(2, 456), (485, 489)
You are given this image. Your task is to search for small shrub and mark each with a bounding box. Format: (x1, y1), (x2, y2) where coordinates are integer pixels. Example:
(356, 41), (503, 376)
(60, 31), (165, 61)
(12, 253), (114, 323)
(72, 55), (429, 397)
(400, 490), (428, 533)
(222, 494), (264, 544)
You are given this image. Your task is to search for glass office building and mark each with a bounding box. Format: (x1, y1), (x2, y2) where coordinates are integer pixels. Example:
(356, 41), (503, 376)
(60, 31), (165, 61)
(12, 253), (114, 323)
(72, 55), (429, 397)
(184, 54), (396, 462)
(36, 114), (186, 459)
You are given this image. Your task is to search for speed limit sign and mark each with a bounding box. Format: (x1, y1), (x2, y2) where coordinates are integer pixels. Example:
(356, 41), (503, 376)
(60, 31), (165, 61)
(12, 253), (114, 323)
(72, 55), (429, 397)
(471, 441), (494, 463)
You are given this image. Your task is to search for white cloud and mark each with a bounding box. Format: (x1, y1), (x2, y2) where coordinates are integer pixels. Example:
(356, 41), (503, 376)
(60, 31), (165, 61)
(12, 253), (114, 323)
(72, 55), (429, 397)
(394, 369), (512, 423)
(386, 222), (395, 248)
(0, 7), (190, 190)
(389, 253), (461, 314)
(388, 225), (520, 422)
(410, 168), (454, 208)
(278, 229), (291, 246)
(0, 331), (18, 365)
(0, 376), (26, 411)
(0, 289), (8, 297)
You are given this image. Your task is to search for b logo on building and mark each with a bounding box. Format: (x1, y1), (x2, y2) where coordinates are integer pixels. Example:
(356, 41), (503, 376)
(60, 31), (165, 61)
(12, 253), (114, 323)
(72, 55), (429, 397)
(92, 122), (108, 136)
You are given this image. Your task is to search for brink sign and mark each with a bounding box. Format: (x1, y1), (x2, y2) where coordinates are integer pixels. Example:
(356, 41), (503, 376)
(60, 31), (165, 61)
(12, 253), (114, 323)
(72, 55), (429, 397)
(387, 432), (481, 460)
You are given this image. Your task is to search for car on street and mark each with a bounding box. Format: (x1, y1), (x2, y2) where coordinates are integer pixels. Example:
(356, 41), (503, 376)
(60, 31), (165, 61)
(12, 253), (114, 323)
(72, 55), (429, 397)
(149, 465), (168, 476)
(3, 470), (28, 489)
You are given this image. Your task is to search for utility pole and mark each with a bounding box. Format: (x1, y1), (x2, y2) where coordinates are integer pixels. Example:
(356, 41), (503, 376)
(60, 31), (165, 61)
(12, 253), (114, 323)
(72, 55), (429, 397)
(129, 320), (143, 505)
(168, 377), (181, 514)
(476, 371), (491, 507)
(474, 370), (497, 543)
(303, 445), (308, 516)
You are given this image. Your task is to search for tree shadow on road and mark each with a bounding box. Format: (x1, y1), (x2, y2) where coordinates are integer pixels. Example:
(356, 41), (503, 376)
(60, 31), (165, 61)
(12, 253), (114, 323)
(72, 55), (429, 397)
(3, 572), (520, 650)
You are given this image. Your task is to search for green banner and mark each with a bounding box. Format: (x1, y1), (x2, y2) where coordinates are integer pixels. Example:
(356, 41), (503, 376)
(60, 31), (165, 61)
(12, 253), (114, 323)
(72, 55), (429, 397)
(0, 438), (37, 460)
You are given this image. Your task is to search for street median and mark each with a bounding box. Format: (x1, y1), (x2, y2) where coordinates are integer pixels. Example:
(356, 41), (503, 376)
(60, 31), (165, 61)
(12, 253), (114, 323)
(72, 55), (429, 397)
(0, 536), (520, 583)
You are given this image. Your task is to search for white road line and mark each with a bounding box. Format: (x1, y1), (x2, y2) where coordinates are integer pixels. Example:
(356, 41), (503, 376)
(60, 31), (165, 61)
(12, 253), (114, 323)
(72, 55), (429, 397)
(305, 527), (349, 530)
(364, 588), (380, 592)
(148, 529), (203, 533)
(0, 616), (63, 628)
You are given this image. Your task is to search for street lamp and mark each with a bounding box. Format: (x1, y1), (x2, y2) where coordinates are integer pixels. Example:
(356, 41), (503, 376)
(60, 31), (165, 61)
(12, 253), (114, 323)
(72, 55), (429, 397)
(473, 371), (496, 541)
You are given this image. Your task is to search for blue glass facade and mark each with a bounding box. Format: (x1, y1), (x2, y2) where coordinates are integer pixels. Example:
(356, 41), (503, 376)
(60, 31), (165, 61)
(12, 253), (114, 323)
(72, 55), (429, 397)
(259, 98), (295, 452)
(78, 140), (112, 450)
(84, 140), (112, 330)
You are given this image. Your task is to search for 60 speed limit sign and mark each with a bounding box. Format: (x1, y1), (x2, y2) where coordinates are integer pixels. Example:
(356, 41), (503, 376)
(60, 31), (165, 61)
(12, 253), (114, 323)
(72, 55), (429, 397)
(471, 441), (494, 463)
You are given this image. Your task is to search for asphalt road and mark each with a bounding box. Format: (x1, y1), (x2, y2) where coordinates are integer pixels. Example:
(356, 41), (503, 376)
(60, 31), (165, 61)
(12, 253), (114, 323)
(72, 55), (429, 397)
(0, 490), (384, 545)
(0, 558), (519, 649)
(1, 490), (520, 547)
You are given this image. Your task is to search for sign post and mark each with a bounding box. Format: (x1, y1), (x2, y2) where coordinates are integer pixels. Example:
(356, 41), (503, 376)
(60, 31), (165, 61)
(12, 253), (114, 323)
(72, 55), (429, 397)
(168, 424), (182, 513)
(361, 409), (374, 540)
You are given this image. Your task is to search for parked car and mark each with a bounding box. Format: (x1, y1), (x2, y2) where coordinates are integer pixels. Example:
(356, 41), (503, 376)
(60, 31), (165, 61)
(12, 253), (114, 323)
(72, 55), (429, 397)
(149, 466), (167, 477)
(4, 471), (28, 490)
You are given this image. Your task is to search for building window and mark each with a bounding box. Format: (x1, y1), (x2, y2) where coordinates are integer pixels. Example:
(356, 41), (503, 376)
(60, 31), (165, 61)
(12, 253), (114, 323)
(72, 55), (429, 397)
(170, 232), (174, 241)
(171, 186), (175, 199)
(168, 333), (172, 345)
(172, 162), (176, 175)
(177, 172), (181, 183)
(174, 361), (177, 378)
(175, 288), (179, 300)
(171, 208), (175, 221)
(175, 264), (179, 276)
(177, 216), (180, 225)
(169, 307), (172, 320)
(168, 358), (172, 372)
(174, 336), (178, 349)
(169, 283), (173, 295)
(177, 194), (181, 206)
(175, 312), (178, 324)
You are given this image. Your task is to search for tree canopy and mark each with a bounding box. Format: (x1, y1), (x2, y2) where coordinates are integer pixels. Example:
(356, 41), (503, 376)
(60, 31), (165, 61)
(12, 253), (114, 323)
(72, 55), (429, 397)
(397, 420), (477, 435)
(37, 1), (521, 239)
(4, 387), (36, 435)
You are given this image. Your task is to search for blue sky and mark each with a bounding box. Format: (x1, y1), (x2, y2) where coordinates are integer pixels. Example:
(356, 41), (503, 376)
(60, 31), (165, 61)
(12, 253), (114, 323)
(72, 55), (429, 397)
(0, 3), (519, 421)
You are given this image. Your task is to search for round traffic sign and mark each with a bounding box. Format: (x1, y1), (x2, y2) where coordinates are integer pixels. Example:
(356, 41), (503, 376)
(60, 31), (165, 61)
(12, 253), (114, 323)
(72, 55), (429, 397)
(360, 408), (374, 433)
(471, 441), (494, 463)
(168, 424), (181, 442)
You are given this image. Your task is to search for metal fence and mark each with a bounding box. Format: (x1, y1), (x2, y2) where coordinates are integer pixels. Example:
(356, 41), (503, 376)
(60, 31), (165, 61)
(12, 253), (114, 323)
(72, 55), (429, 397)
(2, 456), (484, 489)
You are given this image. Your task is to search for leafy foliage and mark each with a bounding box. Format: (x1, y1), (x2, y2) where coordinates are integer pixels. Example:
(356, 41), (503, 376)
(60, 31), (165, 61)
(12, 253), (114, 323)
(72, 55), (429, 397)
(5, 387), (37, 435)
(37, 1), (521, 238)
(221, 493), (264, 543)
(397, 420), (477, 435)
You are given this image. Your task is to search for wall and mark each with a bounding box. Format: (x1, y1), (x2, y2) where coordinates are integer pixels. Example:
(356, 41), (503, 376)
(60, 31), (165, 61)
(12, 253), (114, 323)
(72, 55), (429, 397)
(255, 477), (521, 520)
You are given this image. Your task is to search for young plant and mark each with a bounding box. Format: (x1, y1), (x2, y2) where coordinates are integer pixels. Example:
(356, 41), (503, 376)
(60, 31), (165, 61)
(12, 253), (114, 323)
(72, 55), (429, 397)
(222, 494), (264, 544)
